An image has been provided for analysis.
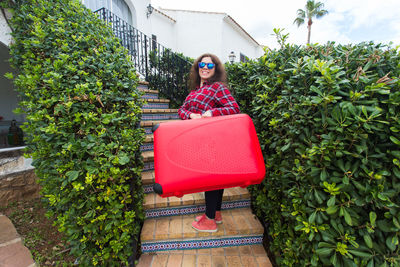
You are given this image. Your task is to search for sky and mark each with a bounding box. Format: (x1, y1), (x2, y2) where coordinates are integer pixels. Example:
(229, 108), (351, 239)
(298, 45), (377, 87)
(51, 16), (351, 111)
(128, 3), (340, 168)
(151, 0), (400, 48)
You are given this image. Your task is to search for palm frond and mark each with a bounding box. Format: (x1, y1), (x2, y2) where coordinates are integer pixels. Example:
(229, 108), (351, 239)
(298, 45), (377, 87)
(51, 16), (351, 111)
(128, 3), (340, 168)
(294, 9), (306, 26)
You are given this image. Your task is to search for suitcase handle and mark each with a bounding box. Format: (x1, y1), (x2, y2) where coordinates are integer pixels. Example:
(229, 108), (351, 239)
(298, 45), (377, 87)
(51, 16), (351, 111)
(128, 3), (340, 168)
(152, 123), (160, 133)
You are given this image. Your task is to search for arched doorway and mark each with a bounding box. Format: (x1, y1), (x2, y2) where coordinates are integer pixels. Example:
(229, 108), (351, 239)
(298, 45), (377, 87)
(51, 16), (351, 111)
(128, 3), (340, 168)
(82, 0), (137, 28)
(0, 41), (24, 148)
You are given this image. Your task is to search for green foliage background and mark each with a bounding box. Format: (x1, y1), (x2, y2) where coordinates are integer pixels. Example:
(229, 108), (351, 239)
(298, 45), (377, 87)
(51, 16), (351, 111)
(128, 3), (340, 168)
(148, 49), (193, 108)
(227, 42), (400, 266)
(7, 0), (145, 265)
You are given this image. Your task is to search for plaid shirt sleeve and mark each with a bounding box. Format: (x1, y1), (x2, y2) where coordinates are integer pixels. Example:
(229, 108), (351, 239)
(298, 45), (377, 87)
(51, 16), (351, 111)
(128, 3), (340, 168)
(209, 83), (240, 117)
(177, 93), (193, 120)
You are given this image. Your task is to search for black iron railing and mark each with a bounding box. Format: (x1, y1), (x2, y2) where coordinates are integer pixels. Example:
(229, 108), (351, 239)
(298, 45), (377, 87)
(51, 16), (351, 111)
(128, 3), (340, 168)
(94, 8), (192, 107)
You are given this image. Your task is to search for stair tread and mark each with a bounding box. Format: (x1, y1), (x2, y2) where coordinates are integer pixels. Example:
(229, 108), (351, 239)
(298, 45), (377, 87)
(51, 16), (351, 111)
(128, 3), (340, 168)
(145, 98), (170, 103)
(141, 207), (264, 243)
(140, 88), (159, 94)
(142, 151), (154, 162)
(142, 171), (155, 185)
(144, 135), (154, 143)
(141, 120), (180, 127)
(137, 245), (272, 267)
(142, 109), (178, 113)
(144, 187), (250, 210)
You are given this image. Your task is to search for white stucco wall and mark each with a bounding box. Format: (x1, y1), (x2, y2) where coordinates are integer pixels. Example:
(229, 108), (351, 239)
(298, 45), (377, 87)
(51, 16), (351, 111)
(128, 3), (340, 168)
(158, 9), (263, 63)
(222, 17), (264, 62)
(0, 9), (12, 47)
(150, 10), (175, 51)
(160, 10), (226, 62)
(126, 0), (152, 36)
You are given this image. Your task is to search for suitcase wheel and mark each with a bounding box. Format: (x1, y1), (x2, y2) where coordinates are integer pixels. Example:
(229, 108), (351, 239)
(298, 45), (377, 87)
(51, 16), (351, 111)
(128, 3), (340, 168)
(153, 183), (163, 195)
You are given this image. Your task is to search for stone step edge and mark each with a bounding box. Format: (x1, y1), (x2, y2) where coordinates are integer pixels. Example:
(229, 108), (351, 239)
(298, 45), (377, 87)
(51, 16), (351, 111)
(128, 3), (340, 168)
(0, 165), (35, 178)
(145, 98), (170, 103)
(141, 235), (263, 253)
(140, 88), (158, 93)
(142, 151), (153, 162)
(139, 81), (149, 85)
(141, 120), (179, 127)
(144, 135), (154, 143)
(145, 200), (250, 219)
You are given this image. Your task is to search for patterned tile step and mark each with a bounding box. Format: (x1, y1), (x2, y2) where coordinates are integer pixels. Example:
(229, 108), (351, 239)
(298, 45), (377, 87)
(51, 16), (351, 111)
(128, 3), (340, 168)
(140, 143), (154, 152)
(141, 208), (264, 243)
(143, 102), (170, 109)
(137, 244), (272, 267)
(142, 151), (154, 162)
(143, 163), (154, 173)
(145, 200), (251, 219)
(142, 93), (159, 99)
(144, 187), (250, 209)
(142, 113), (179, 121)
(141, 235), (263, 253)
(142, 109), (178, 113)
(144, 127), (153, 135)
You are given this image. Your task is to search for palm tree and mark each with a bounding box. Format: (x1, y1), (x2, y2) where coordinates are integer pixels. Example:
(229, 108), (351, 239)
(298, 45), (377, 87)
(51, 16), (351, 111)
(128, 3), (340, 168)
(294, 0), (328, 44)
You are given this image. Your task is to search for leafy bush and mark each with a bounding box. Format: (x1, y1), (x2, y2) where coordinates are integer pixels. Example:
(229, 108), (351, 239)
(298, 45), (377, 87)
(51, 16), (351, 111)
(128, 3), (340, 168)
(7, 0), (145, 265)
(227, 41), (400, 266)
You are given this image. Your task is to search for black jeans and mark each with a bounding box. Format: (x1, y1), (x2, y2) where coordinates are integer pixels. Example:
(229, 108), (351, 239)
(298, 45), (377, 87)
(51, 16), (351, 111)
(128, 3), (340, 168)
(205, 189), (224, 219)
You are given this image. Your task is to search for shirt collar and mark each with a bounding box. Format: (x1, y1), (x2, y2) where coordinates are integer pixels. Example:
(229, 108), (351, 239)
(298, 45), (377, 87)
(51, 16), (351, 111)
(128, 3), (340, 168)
(197, 80), (210, 89)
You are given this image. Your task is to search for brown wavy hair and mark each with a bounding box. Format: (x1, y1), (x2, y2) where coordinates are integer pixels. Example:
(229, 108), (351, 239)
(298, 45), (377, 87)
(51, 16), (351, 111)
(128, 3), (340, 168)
(188, 53), (228, 91)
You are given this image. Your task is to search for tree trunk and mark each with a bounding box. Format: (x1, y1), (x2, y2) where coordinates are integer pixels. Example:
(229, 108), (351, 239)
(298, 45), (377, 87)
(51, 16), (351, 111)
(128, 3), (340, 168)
(307, 18), (312, 44)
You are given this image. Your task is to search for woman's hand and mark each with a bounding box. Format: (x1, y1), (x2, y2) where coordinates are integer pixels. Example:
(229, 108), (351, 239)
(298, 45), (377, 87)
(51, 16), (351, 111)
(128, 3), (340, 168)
(189, 113), (202, 119)
(202, 110), (212, 118)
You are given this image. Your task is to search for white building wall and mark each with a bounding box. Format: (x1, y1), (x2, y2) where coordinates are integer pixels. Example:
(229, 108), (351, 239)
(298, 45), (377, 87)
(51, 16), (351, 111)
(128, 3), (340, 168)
(160, 10), (225, 62)
(158, 9), (264, 63)
(221, 18), (264, 62)
(150, 11), (175, 51)
(0, 9), (12, 47)
(125, 0), (152, 36)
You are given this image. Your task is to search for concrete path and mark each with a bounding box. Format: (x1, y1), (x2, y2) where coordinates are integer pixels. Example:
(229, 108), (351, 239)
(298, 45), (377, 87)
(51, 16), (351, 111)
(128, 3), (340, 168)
(0, 214), (36, 267)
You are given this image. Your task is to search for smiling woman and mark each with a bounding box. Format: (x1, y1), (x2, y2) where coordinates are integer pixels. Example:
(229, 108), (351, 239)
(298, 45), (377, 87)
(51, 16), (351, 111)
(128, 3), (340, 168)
(177, 53), (240, 232)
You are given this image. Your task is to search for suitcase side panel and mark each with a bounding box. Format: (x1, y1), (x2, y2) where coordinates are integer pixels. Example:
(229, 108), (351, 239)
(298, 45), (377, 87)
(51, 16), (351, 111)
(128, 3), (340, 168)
(154, 114), (265, 197)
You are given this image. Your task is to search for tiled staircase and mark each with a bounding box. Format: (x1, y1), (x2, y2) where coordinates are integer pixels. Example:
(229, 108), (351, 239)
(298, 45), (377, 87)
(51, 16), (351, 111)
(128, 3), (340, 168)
(137, 82), (272, 267)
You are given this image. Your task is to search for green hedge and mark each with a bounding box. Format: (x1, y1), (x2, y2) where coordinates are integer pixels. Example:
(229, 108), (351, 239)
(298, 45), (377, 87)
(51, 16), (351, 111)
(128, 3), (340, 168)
(227, 42), (400, 266)
(7, 0), (144, 265)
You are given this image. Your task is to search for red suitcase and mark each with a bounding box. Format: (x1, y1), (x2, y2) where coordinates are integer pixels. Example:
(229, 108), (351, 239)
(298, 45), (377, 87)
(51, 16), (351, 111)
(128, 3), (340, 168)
(152, 114), (265, 198)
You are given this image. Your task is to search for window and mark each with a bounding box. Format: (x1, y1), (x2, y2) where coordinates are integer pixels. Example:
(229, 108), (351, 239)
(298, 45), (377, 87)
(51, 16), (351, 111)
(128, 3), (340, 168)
(240, 53), (249, 63)
(83, 0), (132, 25)
(83, 0), (110, 12)
(152, 35), (157, 51)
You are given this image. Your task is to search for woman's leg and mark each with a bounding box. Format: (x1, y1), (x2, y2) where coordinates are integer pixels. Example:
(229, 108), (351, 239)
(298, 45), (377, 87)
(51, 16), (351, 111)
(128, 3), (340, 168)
(205, 189), (224, 219)
(216, 189), (224, 211)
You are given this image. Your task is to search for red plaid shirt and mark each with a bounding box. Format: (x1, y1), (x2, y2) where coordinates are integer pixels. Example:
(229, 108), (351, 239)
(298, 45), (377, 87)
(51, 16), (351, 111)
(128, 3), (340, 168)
(178, 81), (240, 120)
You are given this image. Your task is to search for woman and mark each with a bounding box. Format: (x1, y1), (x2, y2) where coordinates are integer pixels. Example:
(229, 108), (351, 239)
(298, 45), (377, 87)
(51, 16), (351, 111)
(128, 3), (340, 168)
(178, 53), (240, 232)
